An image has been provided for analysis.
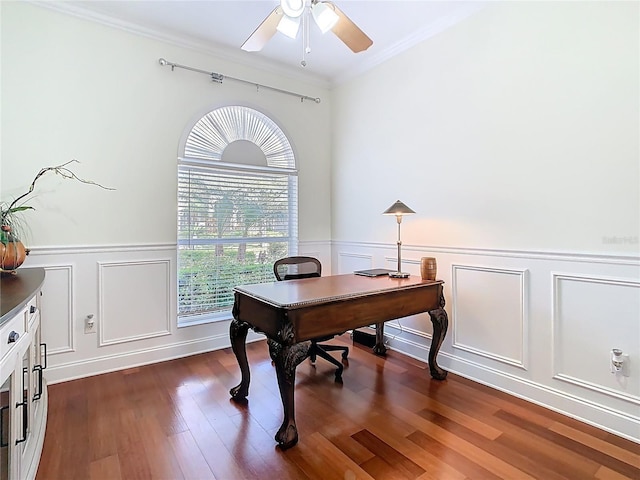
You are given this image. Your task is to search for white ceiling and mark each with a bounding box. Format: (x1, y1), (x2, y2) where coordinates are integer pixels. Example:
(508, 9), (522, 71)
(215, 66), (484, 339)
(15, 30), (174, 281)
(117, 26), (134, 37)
(38, 0), (485, 86)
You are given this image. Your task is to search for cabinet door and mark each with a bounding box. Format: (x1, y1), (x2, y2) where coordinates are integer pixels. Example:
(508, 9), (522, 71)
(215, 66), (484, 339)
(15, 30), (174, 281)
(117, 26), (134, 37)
(0, 349), (19, 480)
(14, 346), (30, 474)
(1, 374), (11, 480)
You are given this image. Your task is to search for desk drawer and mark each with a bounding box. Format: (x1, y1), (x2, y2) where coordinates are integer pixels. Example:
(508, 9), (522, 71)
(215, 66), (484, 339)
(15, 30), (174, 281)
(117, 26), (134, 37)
(0, 307), (27, 362)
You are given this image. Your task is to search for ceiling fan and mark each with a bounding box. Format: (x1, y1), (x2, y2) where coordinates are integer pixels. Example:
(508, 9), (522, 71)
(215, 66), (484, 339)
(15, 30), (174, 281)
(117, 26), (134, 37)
(241, 0), (373, 60)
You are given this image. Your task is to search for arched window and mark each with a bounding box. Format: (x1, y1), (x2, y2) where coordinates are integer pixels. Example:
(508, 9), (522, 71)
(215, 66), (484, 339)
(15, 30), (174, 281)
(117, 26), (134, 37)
(178, 106), (298, 325)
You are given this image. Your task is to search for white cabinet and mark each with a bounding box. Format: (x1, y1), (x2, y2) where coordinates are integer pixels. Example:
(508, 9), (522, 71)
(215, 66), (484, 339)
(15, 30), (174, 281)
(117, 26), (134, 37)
(0, 269), (47, 480)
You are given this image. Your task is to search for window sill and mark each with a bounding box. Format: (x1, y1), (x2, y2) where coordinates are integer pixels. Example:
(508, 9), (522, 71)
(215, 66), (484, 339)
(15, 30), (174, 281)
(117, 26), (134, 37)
(177, 310), (233, 328)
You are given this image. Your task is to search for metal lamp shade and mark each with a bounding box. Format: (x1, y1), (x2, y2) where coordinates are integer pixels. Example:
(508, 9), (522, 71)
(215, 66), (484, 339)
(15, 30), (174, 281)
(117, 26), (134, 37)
(383, 200), (415, 216)
(382, 200), (415, 278)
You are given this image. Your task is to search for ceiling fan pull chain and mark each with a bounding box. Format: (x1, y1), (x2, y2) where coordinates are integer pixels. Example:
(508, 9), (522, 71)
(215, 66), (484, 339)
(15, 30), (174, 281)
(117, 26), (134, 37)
(305, 5), (311, 54)
(300, 10), (307, 67)
(306, 7), (312, 55)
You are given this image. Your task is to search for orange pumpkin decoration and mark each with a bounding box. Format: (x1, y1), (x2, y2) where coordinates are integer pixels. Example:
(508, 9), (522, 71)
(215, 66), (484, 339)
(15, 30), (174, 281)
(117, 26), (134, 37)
(0, 226), (29, 272)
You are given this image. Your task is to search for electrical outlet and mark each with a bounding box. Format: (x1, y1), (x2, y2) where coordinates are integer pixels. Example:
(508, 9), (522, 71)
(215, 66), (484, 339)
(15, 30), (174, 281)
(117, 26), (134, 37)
(610, 349), (630, 377)
(84, 314), (97, 334)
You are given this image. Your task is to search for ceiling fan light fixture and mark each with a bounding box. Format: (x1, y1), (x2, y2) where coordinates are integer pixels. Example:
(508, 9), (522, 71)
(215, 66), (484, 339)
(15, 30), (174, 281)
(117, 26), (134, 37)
(276, 14), (301, 39)
(311, 2), (339, 34)
(241, 0), (372, 61)
(280, 0), (305, 18)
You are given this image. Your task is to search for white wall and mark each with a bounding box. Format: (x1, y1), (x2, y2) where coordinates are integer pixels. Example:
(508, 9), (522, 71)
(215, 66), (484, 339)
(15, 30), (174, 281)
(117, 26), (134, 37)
(332, 1), (638, 255)
(2, 2), (332, 247)
(331, 2), (640, 441)
(1, 2), (332, 379)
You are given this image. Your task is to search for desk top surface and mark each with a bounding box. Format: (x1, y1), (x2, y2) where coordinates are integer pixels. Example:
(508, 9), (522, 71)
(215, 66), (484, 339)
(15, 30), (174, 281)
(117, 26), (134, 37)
(235, 274), (442, 309)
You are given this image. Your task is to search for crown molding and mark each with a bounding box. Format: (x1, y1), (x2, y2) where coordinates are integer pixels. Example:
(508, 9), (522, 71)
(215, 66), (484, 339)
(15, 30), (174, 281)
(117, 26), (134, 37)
(333, 2), (486, 85)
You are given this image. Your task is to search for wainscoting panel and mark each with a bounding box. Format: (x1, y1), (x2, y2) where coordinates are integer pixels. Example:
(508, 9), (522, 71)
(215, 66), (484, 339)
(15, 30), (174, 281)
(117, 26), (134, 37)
(452, 264), (528, 368)
(298, 242), (331, 275)
(333, 240), (640, 442)
(25, 242), (332, 383)
(41, 265), (74, 354)
(98, 259), (172, 346)
(337, 251), (374, 273)
(552, 273), (640, 403)
(24, 241), (640, 442)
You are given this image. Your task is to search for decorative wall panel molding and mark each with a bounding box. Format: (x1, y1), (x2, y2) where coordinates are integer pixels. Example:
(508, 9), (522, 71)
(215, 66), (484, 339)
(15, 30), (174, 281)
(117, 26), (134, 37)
(25, 240), (640, 442)
(29, 242), (177, 255)
(337, 251), (374, 273)
(98, 259), (172, 346)
(553, 373), (640, 406)
(452, 264), (529, 369)
(41, 265), (75, 355)
(552, 273), (640, 404)
(333, 240), (640, 266)
(299, 250), (321, 258)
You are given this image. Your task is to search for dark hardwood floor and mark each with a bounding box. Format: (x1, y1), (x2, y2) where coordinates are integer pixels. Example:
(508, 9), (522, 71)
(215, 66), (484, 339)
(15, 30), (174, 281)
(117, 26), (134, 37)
(36, 335), (639, 480)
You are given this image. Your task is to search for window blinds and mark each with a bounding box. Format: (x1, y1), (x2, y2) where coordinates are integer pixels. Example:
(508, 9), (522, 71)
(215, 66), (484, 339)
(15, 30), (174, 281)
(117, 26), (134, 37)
(177, 164), (298, 317)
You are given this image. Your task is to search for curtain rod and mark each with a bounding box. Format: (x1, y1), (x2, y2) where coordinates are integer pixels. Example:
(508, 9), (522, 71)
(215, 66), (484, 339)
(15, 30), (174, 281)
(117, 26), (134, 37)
(158, 58), (321, 104)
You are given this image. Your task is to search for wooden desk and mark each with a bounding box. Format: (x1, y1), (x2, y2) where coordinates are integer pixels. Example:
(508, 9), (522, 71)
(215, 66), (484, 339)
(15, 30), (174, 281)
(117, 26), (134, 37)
(229, 274), (448, 449)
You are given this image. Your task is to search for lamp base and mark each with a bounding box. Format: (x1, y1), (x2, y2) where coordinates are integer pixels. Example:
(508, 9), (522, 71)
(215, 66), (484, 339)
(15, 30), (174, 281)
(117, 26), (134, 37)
(388, 271), (410, 278)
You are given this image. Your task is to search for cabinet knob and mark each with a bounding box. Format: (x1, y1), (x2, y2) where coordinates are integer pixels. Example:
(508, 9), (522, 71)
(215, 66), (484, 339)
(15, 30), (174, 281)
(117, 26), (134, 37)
(8, 331), (19, 343)
(30, 305), (37, 314)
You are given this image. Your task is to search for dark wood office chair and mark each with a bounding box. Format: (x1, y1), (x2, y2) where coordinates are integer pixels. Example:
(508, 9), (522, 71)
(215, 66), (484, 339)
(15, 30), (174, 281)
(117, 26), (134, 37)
(273, 256), (349, 382)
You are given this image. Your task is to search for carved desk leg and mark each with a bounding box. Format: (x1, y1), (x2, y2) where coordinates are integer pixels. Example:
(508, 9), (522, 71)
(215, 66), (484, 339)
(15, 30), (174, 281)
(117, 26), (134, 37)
(268, 338), (311, 450)
(229, 318), (251, 400)
(427, 291), (449, 380)
(373, 322), (387, 356)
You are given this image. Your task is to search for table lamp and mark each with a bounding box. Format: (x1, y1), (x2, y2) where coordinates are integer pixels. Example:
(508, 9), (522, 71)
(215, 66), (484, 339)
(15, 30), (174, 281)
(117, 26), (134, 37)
(383, 200), (415, 278)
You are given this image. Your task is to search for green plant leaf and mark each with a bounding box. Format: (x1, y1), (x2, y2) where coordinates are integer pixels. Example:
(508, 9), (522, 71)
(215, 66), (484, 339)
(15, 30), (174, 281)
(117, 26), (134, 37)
(8, 206), (34, 213)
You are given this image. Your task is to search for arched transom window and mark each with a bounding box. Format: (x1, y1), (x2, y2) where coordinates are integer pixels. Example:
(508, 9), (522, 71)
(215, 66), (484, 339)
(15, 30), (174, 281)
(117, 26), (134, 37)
(178, 106), (298, 325)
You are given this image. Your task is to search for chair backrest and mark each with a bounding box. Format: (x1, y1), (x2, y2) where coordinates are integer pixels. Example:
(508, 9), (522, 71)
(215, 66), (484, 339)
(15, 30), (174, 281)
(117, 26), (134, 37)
(274, 256), (322, 281)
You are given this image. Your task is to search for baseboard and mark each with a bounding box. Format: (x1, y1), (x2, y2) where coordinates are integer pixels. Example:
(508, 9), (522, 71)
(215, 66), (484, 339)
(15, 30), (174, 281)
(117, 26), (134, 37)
(385, 335), (640, 444)
(44, 330), (264, 384)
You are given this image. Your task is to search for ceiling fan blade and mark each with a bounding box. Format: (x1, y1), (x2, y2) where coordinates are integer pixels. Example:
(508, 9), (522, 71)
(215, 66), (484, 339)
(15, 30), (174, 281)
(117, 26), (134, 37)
(327, 2), (373, 53)
(241, 6), (283, 52)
